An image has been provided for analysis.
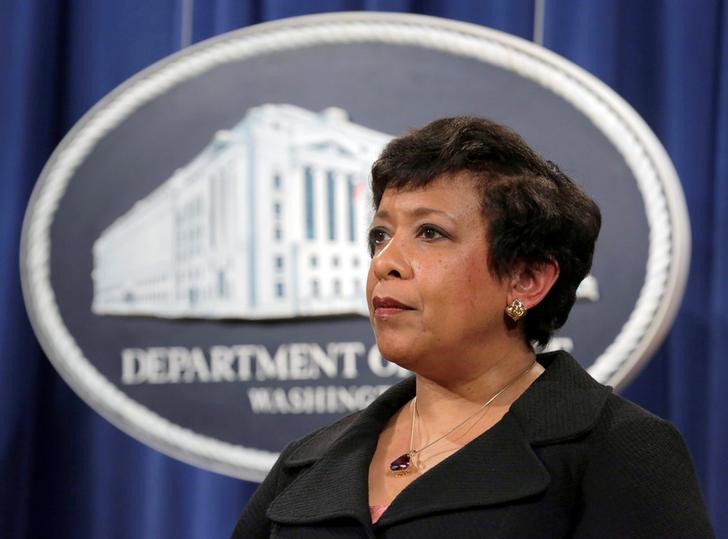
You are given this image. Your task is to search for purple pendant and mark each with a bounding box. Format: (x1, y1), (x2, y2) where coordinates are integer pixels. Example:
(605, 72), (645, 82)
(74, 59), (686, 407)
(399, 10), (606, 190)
(389, 453), (411, 473)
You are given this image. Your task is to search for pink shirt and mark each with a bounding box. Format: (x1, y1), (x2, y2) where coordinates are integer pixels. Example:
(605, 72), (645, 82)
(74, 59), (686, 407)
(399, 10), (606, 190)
(369, 504), (389, 523)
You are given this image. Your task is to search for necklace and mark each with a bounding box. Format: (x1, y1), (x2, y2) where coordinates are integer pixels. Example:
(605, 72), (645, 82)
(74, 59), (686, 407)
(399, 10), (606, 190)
(389, 362), (536, 476)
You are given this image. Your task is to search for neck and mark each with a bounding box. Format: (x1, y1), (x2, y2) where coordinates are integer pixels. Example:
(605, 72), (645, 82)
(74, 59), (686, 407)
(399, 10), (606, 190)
(413, 346), (541, 428)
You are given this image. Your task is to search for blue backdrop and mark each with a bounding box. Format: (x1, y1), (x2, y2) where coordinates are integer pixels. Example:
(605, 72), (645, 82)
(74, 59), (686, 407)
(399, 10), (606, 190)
(1, 1), (726, 537)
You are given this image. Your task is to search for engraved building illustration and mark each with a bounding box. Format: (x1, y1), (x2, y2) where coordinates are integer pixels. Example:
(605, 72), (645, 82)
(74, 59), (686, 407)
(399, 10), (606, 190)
(92, 104), (392, 319)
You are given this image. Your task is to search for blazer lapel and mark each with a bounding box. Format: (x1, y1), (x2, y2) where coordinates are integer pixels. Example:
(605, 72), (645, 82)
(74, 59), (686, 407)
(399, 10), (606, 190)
(266, 379), (415, 527)
(376, 411), (549, 527)
(266, 426), (374, 526)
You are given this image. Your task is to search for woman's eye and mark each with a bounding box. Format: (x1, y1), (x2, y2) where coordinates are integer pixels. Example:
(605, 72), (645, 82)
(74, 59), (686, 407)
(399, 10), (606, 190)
(418, 225), (445, 240)
(367, 228), (390, 256)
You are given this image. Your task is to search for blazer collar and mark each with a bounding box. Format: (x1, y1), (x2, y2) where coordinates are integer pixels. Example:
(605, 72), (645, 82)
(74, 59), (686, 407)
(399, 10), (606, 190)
(509, 351), (612, 445)
(267, 351), (611, 528)
(267, 381), (411, 527)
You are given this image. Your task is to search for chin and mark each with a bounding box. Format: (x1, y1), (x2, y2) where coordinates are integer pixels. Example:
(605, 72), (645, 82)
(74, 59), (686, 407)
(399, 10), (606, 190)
(375, 340), (422, 370)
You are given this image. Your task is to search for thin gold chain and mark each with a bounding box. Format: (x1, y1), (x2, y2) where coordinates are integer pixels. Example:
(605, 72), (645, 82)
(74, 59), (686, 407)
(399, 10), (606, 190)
(408, 362), (536, 457)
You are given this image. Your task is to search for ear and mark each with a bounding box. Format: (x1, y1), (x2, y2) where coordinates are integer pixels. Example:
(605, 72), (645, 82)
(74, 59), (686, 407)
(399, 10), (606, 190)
(508, 259), (560, 310)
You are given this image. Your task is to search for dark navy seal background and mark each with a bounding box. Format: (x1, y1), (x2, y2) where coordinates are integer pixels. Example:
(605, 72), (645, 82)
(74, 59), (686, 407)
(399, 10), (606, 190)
(2, 2), (727, 538)
(48, 42), (646, 450)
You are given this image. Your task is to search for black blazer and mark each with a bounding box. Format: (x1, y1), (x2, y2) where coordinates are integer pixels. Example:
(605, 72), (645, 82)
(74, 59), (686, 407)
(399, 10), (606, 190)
(232, 351), (714, 538)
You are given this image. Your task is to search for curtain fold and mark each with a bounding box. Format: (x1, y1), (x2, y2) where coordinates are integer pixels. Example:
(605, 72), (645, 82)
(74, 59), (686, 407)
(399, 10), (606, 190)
(2, 1), (725, 537)
(707, 2), (728, 528)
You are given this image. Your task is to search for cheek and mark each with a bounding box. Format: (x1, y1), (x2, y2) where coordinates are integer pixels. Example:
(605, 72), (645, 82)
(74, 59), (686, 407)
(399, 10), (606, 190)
(417, 259), (470, 305)
(438, 254), (497, 309)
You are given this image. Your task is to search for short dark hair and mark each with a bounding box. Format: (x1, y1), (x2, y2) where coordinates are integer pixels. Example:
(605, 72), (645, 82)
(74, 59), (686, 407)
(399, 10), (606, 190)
(371, 116), (601, 347)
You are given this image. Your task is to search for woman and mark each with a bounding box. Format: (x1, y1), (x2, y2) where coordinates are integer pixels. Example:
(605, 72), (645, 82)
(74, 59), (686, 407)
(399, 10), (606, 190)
(232, 117), (714, 538)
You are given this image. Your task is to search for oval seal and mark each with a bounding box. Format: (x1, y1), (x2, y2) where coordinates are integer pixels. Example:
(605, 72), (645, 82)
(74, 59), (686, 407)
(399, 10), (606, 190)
(20, 13), (690, 480)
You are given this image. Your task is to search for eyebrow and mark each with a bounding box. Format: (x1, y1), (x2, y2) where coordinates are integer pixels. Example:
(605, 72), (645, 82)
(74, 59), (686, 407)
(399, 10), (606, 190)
(373, 207), (457, 222)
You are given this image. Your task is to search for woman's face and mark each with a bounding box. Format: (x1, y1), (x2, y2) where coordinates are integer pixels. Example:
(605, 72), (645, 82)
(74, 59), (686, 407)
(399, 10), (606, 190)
(366, 174), (513, 376)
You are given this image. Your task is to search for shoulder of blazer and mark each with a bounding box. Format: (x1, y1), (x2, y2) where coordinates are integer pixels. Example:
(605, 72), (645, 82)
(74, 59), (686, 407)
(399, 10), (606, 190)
(589, 389), (687, 450)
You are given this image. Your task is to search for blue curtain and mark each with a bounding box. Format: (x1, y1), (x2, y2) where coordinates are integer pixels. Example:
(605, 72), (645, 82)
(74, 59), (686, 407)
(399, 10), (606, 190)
(1, 1), (725, 537)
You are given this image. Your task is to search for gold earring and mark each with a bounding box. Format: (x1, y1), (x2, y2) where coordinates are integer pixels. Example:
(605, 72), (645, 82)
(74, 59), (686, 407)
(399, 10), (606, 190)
(505, 299), (527, 322)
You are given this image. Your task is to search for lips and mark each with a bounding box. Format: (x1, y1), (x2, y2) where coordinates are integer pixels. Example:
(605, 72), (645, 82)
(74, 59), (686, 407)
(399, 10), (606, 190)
(372, 296), (414, 317)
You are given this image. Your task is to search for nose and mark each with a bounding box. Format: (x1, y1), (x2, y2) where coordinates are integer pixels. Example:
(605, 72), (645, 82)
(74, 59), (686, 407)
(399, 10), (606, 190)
(370, 234), (412, 281)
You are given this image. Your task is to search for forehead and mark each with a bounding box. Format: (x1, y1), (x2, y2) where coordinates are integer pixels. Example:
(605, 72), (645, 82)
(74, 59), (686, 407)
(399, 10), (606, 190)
(374, 173), (483, 220)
